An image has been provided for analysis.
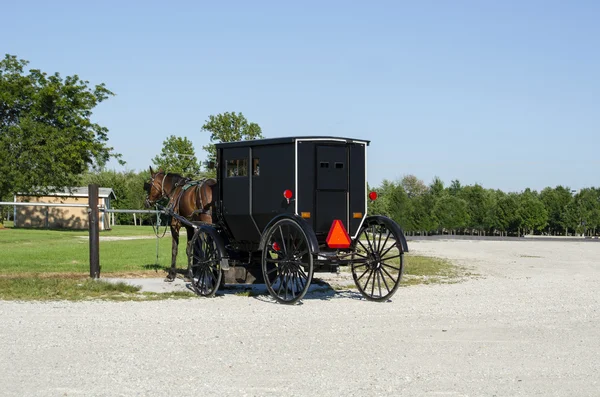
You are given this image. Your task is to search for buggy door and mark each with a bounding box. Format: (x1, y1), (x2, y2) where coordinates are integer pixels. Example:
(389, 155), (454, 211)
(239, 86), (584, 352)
(315, 145), (348, 233)
(220, 147), (260, 242)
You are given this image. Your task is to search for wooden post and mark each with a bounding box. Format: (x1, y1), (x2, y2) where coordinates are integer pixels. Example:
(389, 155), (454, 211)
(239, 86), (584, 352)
(88, 184), (100, 279)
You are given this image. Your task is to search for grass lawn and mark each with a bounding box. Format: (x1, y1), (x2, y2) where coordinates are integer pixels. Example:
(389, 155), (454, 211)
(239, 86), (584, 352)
(0, 225), (187, 276)
(0, 225), (469, 301)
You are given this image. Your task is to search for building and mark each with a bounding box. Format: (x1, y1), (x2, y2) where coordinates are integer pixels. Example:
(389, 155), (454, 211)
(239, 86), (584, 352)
(14, 187), (116, 230)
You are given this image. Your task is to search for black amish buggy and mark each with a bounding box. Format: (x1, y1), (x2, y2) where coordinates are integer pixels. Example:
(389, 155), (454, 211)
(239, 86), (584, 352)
(170, 136), (408, 304)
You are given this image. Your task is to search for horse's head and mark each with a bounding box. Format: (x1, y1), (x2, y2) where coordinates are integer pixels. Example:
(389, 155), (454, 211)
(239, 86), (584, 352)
(144, 166), (167, 208)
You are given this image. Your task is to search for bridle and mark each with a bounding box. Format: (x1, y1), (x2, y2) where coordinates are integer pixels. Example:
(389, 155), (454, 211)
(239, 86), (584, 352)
(145, 172), (168, 208)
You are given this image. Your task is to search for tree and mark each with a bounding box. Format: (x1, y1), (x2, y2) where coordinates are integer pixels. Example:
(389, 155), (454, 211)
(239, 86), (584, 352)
(201, 112), (263, 175)
(540, 186), (573, 235)
(0, 54), (121, 222)
(400, 174), (427, 198)
(387, 183), (412, 231)
(517, 191), (548, 235)
(448, 179), (462, 196)
(493, 192), (521, 236)
(459, 184), (494, 234)
(79, 169), (151, 225)
(433, 194), (470, 234)
(152, 135), (201, 178)
(564, 188), (600, 236)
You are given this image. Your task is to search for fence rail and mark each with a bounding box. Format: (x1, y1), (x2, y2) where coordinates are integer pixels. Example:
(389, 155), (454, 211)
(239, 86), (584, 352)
(0, 201), (163, 214)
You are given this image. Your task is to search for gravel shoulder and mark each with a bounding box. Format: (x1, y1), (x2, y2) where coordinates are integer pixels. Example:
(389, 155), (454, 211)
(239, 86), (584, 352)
(1, 240), (598, 396)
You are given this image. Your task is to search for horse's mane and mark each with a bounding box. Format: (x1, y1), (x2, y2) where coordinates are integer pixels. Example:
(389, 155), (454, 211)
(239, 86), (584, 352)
(161, 172), (189, 182)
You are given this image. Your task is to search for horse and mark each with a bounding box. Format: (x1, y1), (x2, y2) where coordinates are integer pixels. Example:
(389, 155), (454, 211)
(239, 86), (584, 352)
(144, 167), (217, 281)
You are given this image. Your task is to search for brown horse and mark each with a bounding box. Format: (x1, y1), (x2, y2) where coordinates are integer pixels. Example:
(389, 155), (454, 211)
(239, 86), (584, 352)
(144, 167), (217, 281)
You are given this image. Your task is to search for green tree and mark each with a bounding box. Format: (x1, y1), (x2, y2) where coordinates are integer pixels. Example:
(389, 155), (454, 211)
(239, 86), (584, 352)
(564, 188), (600, 236)
(540, 186), (573, 235)
(400, 174), (427, 198)
(387, 183), (412, 231)
(79, 170), (151, 225)
(448, 179), (462, 196)
(459, 184), (494, 234)
(517, 190), (548, 235)
(492, 192), (521, 236)
(152, 135), (202, 178)
(433, 194), (470, 234)
(201, 111), (263, 175)
(0, 54), (121, 223)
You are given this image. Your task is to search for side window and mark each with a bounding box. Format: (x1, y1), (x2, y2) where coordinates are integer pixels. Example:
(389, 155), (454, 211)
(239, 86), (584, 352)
(226, 159), (248, 177)
(252, 158), (260, 176)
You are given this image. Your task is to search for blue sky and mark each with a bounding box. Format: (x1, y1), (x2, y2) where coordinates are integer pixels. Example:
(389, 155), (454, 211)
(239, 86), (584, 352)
(3, 0), (598, 192)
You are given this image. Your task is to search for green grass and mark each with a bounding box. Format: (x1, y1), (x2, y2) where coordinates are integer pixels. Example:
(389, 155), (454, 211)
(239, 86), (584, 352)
(0, 225), (187, 275)
(0, 225), (474, 301)
(336, 253), (470, 289)
(0, 277), (194, 301)
(402, 254), (469, 285)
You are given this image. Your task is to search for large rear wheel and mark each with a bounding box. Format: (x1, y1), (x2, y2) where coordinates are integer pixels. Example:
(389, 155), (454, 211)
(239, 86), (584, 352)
(261, 219), (314, 304)
(351, 218), (405, 301)
(187, 229), (223, 297)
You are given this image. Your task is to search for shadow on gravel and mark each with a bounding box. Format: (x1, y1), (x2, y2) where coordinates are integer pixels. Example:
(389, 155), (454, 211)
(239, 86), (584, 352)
(211, 278), (369, 304)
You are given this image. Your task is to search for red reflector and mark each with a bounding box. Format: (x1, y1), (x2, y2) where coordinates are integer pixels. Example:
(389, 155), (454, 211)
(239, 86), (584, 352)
(272, 242), (281, 251)
(283, 189), (293, 200)
(326, 220), (351, 249)
(369, 191), (378, 201)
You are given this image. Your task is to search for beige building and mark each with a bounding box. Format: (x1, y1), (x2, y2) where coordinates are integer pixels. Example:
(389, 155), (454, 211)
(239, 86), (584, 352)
(15, 187), (116, 230)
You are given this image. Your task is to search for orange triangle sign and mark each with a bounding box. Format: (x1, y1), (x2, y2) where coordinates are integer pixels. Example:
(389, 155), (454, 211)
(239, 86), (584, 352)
(326, 219), (351, 249)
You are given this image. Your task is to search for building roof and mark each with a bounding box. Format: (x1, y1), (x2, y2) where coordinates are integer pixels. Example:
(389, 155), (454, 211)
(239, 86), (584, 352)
(17, 187), (117, 200)
(216, 136), (370, 149)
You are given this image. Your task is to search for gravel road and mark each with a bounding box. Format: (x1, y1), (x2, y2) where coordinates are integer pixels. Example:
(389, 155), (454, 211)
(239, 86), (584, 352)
(1, 240), (598, 396)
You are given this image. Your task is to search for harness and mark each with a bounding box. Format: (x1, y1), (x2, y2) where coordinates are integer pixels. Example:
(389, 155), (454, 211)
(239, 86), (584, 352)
(147, 173), (213, 219)
(171, 179), (213, 218)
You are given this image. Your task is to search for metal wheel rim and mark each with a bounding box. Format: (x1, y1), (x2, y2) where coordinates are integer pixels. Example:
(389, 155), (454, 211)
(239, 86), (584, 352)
(261, 219), (313, 304)
(189, 231), (222, 297)
(351, 220), (403, 302)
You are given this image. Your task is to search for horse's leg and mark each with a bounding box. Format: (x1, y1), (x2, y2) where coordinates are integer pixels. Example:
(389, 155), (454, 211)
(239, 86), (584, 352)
(165, 222), (180, 282)
(184, 226), (195, 281)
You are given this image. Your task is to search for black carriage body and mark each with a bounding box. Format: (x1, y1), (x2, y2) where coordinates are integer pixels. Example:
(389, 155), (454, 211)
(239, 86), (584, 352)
(215, 137), (369, 248)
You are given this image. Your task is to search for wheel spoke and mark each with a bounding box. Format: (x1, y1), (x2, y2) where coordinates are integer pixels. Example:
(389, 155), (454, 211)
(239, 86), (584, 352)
(365, 227), (375, 255)
(378, 231), (391, 255)
(380, 254), (402, 262)
(381, 262), (401, 271)
(379, 241), (399, 258)
(381, 265), (398, 284)
(355, 266), (370, 282)
(379, 269), (391, 293)
(376, 269), (382, 297)
(278, 226), (288, 255)
(376, 227), (384, 254)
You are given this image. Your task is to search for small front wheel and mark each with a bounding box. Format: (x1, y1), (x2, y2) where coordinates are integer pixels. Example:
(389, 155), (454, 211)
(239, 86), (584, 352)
(187, 229), (223, 297)
(261, 219), (314, 304)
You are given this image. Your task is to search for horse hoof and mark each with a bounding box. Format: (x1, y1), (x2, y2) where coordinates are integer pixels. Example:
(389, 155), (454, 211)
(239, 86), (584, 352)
(164, 277), (175, 282)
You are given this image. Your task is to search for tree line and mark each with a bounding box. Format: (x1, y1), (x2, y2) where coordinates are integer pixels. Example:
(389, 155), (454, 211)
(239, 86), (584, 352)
(2, 54), (598, 233)
(368, 176), (600, 237)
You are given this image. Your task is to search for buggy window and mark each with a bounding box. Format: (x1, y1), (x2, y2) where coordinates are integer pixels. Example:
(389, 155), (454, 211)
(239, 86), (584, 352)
(252, 158), (260, 176)
(226, 159), (248, 177)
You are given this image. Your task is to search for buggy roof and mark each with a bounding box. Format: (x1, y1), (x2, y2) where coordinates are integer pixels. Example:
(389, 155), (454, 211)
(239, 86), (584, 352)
(215, 136), (370, 149)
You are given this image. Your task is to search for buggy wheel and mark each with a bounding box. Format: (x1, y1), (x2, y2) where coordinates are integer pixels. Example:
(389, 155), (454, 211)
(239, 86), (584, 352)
(187, 229), (223, 297)
(351, 218), (405, 302)
(261, 219), (314, 304)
